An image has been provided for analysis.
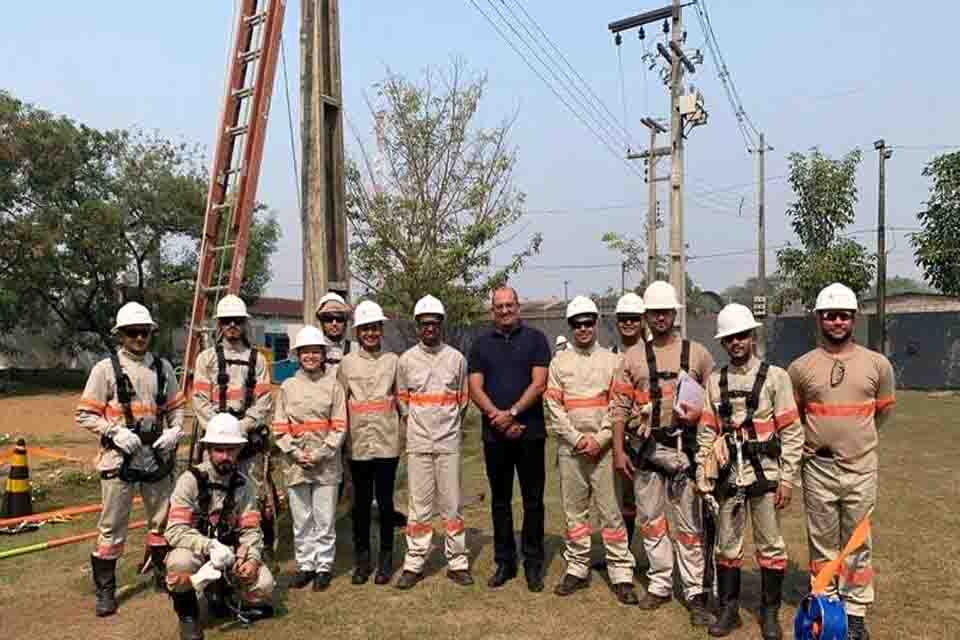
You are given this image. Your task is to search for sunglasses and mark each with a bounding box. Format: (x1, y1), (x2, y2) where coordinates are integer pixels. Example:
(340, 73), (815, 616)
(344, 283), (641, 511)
(830, 360), (845, 388)
(617, 316), (644, 324)
(418, 319), (442, 328)
(570, 319), (596, 329)
(319, 315), (347, 324)
(822, 311), (854, 322)
(219, 317), (246, 327)
(123, 328), (151, 339)
(722, 330), (753, 343)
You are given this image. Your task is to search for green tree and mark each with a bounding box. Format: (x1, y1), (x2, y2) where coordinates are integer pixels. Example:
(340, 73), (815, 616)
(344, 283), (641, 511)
(721, 275), (787, 314)
(775, 148), (875, 309)
(879, 275), (934, 296)
(345, 61), (542, 326)
(912, 151), (960, 295)
(0, 92), (279, 355)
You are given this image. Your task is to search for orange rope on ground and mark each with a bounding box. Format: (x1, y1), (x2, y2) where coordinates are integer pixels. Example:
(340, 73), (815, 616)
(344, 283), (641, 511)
(0, 445), (88, 465)
(0, 497), (143, 528)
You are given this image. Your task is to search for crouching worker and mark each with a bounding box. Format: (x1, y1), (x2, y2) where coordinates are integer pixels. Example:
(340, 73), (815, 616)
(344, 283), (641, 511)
(165, 413), (274, 640)
(273, 326), (348, 592)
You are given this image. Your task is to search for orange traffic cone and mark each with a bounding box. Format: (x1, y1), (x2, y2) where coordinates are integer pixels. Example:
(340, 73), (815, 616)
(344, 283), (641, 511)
(1, 438), (32, 517)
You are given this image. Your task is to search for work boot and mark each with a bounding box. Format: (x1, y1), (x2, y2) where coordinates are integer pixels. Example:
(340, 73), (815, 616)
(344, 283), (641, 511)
(313, 571), (333, 592)
(238, 603), (274, 621)
(487, 563), (517, 588)
(171, 591), (204, 640)
(288, 569), (315, 590)
(204, 580), (231, 619)
(613, 582), (639, 605)
(91, 555), (118, 617)
(447, 569), (474, 586)
(636, 589), (671, 610)
(525, 565), (545, 593)
(708, 567), (743, 637)
(394, 570), (422, 590)
(688, 592), (715, 626)
(847, 615), (871, 640)
(553, 573), (589, 596)
(374, 551), (394, 585)
(760, 568), (785, 640)
(352, 551), (372, 585)
(149, 545), (171, 592)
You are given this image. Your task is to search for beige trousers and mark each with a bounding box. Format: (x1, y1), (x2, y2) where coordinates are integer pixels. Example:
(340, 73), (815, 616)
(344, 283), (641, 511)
(95, 475), (173, 559)
(402, 452), (468, 573)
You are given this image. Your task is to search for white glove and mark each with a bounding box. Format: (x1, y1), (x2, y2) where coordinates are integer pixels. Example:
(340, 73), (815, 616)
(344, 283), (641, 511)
(153, 428), (182, 453)
(111, 428), (142, 455)
(190, 561), (222, 593)
(209, 539), (235, 570)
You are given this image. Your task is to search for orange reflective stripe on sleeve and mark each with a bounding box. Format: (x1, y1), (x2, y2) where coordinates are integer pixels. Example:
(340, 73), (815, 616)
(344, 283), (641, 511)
(146, 531), (167, 546)
(104, 402), (158, 420)
(566, 523), (592, 541)
(77, 399), (107, 415)
(805, 401), (877, 418)
(192, 381), (213, 394)
(273, 421), (340, 436)
(408, 392), (461, 407)
(168, 507), (194, 526)
(774, 408), (800, 429)
(254, 383), (273, 397)
(239, 511), (262, 529)
(349, 398), (397, 415)
(875, 396), (896, 412)
(701, 411), (719, 432)
(563, 393), (609, 410)
(640, 515), (668, 540)
(543, 388), (564, 402)
(611, 381), (634, 397)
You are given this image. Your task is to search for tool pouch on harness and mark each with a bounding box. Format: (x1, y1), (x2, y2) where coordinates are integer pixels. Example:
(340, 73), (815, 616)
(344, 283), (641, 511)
(714, 362), (780, 498)
(215, 343), (267, 461)
(189, 467), (245, 549)
(101, 350), (175, 483)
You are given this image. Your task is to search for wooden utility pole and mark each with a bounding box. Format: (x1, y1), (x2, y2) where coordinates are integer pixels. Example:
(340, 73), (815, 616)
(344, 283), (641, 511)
(874, 139), (892, 354)
(300, 0), (348, 324)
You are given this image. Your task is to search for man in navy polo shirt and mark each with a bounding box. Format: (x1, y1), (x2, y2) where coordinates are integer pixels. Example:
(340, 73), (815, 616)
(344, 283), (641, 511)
(468, 286), (551, 592)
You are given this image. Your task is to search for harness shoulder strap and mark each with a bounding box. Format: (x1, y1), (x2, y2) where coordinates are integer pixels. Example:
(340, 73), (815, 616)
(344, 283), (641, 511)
(718, 366), (734, 430)
(644, 340), (662, 429)
(150, 353), (167, 417)
(187, 467), (211, 517)
(108, 351), (136, 429)
(680, 339), (690, 374)
(243, 347), (258, 412)
(215, 342), (229, 413)
(742, 362), (770, 440)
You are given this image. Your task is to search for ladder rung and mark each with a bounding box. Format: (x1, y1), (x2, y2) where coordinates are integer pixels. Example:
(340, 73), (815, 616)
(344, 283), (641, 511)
(244, 12), (268, 26)
(212, 244), (236, 253)
(232, 87), (254, 100)
(225, 125), (249, 137)
(238, 49), (262, 64)
(204, 285), (229, 294)
(212, 202), (232, 211)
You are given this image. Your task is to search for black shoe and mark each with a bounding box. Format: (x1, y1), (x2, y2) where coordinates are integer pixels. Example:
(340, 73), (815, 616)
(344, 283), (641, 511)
(149, 545), (171, 592)
(238, 604), (274, 621)
(288, 570), (315, 590)
(525, 566), (545, 593)
(394, 570), (422, 590)
(847, 615), (871, 640)
(760, 568), (785, 640)
(553, 574), (589, 596)
(90, 555), (118, 617)
(709, 567), (743, 637)
(487, 563), (517, 588)
(375, 551), (394, 585)
(313, 571), (332, 591)
(352, 552), (372, 585)
(591, 559), (609, 571)
(447, 569), (474, 586)
(171, 591), (204, 640)
(204, 581), (231, 619)
(688, 593), (715, 627)
(613, 582), (639, 605)
(636, 589), (671, 610)
(392, 509), (408, 529)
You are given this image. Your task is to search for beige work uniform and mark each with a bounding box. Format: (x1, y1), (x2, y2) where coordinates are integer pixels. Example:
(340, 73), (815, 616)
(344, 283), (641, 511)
(338, 349), (402, 460)
(608, 351), (637, 535)
(697, 357), (803, 571)
(76, 349), (185, 558)
(397, 342), (469, 573)
(609, 337), (714, 599)
(789, 345), (895, 617)
(545, 344), (635, 584)
(164, 462), (273, 605)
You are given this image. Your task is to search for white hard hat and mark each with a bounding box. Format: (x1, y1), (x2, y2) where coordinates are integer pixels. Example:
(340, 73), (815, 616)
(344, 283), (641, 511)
(354, 300), (388, 327)
(294, 325), (331, 350)
(643, 281), (681, 311)
(815, 283), (858, 312)
(715, 303), (762, 340)
(200, 413), (248, 446)
(215, 294), (249, 319)
(615, 292), (646, 315)
(315, 291), (349, 315)
(112, 302), (157, 333)
(566, 295), (599, 319)
(555, 335), (568, 346)
(414, 295), (445, 318)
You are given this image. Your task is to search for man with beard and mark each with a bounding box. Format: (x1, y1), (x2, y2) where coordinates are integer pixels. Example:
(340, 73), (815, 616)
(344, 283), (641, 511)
(609, 281), (715, 626)
(165, 413), (274, 639)
(788, 283), (895, 640)
(468, 286), (550, 592)
(696, 304), (803, 639)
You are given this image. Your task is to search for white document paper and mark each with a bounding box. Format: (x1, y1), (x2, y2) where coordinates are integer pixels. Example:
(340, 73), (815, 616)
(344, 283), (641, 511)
(674, 370), (705, 413)
(190, 561), (222, 593)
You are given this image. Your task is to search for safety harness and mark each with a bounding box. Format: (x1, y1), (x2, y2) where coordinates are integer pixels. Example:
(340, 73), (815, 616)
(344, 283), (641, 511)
(102, 351), (175, 483)
(188, 467), (245, 548)
(214, 342), (267, 460)
(715, 361), (781, 497)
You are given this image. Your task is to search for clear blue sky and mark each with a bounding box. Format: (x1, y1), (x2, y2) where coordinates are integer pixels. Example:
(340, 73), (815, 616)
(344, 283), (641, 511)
(5, 1), (958, 302)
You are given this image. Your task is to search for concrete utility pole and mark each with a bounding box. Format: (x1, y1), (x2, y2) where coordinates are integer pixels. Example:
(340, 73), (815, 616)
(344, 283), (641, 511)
(874, 139), (892, 354)
(754, 132), (772, 358)
(636, 117), (668, 287)
(563, 280), (570, 302)
(301, 0), (348, 324)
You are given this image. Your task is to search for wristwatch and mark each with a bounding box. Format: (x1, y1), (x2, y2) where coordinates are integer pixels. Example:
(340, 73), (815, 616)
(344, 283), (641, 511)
(509, 406), (519, 418)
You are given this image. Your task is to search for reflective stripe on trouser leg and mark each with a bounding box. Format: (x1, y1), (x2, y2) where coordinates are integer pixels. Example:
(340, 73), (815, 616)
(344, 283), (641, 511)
(750, 493), (787, 571)
(436, 452), (468, 571)
(716, 493), (746, 569)
(633, 469), (673, 597)
(591, 449), (635, 583)
(403, 453), (437, 574)
(142, 474), (174, 545)
(166, 547), (274, 603)
(96, 476), (149, 559)
(803, 458), (876, 616)
(288, 482), (338, 573)
(667, 475), (706, 599)
(558, 452), (593, 579)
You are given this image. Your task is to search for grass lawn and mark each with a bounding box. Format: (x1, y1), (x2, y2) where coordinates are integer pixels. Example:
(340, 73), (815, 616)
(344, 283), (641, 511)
(1, 393), (958, 639)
